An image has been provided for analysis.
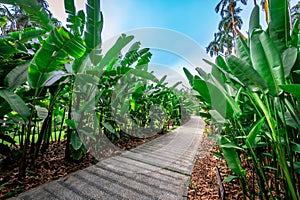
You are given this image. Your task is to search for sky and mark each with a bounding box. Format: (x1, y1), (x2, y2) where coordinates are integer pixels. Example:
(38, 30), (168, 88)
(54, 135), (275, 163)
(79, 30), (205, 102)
(46, 0), (297, 87)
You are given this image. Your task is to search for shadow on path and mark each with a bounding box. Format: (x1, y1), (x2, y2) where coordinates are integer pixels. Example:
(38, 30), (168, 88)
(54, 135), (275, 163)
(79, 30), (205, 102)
(12, 116), (205, 200)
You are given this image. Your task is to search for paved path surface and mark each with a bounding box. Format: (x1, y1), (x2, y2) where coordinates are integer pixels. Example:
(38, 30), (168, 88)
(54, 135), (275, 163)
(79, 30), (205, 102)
(12, 116), (205, 200)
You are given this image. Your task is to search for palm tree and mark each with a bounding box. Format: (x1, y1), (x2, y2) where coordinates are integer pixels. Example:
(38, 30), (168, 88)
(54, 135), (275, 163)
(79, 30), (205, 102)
(207, 1), (243, 56)
(215, 0), (247, 16)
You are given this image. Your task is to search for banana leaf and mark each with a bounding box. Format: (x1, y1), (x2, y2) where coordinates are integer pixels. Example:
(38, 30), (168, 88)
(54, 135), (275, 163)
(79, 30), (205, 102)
(248, 5), (260, 36)
(0, 88), (30, 118)
(268, 0), (290, 54)
(28, 27), (86, 88)
(226, 55), (268, 93)
(84, 0), (103, 65)
(250, 29), (284, 96)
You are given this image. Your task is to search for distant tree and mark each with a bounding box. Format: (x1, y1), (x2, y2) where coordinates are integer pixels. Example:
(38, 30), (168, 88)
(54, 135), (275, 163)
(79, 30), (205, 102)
(0, 0), (57, 35)
(207, 1), (243, 56)
(215, 0), (247, 17)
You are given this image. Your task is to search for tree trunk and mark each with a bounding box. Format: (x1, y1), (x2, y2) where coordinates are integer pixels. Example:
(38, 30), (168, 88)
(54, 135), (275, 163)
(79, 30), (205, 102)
(58, 108), (66, 144)
(18, 112), (33, 180)
(65, 97), (72, 160)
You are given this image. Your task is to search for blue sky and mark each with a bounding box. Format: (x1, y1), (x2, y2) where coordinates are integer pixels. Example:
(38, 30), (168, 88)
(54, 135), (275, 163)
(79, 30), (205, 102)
(47, 0), (297, 87)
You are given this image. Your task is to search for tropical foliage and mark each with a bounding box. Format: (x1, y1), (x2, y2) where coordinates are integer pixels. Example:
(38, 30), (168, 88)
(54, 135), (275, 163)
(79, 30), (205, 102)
(186, 0), (300, 199)
(0, 0), (191, 181)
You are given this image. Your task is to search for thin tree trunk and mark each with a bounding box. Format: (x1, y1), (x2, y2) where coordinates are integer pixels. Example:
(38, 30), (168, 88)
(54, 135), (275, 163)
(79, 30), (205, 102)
(58, 108), (66, 144)
(230, 11), (236, 55)
(19, 124), (25, 150)
(18, 112), (33, 180)
(65, 97), (72, 160)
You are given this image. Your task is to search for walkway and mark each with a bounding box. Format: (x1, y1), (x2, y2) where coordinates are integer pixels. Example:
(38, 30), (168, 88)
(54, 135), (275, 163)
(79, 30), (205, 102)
(12, 116), (205, 200)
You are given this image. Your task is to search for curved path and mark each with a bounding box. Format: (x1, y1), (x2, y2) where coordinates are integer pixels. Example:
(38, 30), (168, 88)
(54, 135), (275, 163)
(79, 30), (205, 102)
(12, 116), (205, 200)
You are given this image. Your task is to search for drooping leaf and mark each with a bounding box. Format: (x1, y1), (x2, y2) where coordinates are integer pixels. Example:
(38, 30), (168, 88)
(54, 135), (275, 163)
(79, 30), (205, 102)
(0, 89), (30, 118)
(219, 136), (244, 175)
(281, 47), (298, 78)
(71, 132), (83, 150)
(101, 122), (115, 133)
(44, 71), (67, 87)
(4, 61), (29, 90)
(35, 105), (48, 121)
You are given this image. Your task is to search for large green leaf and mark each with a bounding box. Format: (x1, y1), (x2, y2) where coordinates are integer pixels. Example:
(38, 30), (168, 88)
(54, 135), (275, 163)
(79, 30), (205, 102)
(208, 78), (241, 119)
(236, 35), (251, 65)
(183, 67), (194, 86)
(4, 61), (29, 90)
(219, 136), (245, 175)
(84, 0), (103, 64)
(129, 69), (159, 83)
(284, 98), (300, 129)
(0, 0), (54, 31)
(0, 89), (30, 118)
(71, 132), (83, 150)
(215, 56), (230, 72)
(211, 65), (225, 85)
(250, 30), (284, 96)
(9, 28), (47, 43)
(291, 19), (299, 47)
(0, 38), (19, 56)
(248, 5), (260, 36)
(226, 55), (268, 92)
(35, 105), (48, 121)
(281, 47), (298, 78)
(268, 0), (290, 54)
(280, 84), (300, 100)
(65, 0), (85, 36)
(246, 117), (265, 147)
(193, 77), (211, 104)
(28, 27), (86, 88)
(98, 34), (134, 69)
(195, 67), (209, 80)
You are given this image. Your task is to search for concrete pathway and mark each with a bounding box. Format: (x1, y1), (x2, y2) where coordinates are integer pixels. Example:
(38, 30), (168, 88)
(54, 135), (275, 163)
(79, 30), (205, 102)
(11, 116), (205, 200)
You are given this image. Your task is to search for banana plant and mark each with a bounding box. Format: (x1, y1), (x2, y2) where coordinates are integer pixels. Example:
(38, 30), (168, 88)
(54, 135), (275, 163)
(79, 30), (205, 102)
(185, 1), (300, 199)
